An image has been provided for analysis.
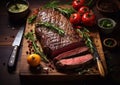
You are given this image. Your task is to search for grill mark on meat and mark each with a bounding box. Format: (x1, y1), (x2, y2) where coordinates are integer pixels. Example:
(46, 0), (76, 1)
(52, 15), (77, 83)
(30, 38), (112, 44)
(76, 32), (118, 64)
(55, 54), (93, 69)
(35, 8), (83, 58)
(53, 46), (89, 62)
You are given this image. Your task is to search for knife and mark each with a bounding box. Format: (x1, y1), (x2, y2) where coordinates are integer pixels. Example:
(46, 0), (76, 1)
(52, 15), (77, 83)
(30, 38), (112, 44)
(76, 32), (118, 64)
(8, 26), (25, 70)
(93, 44), (105, 77)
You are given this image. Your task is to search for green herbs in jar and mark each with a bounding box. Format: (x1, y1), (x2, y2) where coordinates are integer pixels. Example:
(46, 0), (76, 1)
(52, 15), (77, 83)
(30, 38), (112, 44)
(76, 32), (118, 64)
(99, 19), (113, 28)
(8, 3), (28, 13)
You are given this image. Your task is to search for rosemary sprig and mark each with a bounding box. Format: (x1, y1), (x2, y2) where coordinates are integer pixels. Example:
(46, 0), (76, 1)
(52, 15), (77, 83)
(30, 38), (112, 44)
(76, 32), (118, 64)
(55, 7), (76, 18)
(43, 1), (76, 18)
(44, 0), (58, 9)
(36, 22), (65, 36)
(24, 31), (49, 62)
(76, 28), (94, 53)
(87, 0), (93, 7)
(85, 0), (93, 7)
(27, 15), (37, 24)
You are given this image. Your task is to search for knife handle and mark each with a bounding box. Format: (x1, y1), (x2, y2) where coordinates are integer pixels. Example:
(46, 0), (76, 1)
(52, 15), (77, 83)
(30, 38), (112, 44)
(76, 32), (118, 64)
(96, 57), (105, 77)
(8, 45), (18, 69)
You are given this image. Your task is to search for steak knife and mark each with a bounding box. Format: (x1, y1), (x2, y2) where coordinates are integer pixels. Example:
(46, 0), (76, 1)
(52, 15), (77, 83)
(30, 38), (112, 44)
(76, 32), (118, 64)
(93, 44), (105, 77)
(8, 26), (25, 69)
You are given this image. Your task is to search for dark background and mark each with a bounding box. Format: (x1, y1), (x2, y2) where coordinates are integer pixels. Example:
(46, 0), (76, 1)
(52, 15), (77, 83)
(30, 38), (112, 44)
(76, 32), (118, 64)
(0, 0), (120, 85)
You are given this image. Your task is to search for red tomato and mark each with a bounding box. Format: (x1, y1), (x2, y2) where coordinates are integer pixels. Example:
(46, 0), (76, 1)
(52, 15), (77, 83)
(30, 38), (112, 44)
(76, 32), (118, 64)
(72, 0), (85, 10)
(70, 13), (81, 25)
(82, 11), (96, 26)
(78, 6), (89, 15)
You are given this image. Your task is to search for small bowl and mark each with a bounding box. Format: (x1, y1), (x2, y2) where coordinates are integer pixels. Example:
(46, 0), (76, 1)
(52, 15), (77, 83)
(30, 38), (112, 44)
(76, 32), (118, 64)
(98, 18), (116, 34)
(6, 0), (29, 23)
(96, 0), (120, 16)
(103, 38), (117, 50)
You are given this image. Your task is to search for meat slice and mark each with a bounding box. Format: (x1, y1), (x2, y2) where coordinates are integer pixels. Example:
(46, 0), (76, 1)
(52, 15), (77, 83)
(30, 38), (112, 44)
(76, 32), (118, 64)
(35, 8), (83, 58)
(53, 46), (89, 62)
(55, 54), (93, 69)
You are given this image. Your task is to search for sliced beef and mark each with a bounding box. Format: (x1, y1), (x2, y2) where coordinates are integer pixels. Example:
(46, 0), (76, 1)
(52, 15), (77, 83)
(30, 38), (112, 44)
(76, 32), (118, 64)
(55, 54), (93, 69)
(53, 46), (89, 62)
(35, 8), (83, 58)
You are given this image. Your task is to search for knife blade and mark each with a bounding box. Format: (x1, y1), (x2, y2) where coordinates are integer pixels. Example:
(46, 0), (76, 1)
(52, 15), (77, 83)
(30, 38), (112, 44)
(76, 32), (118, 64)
(8, 26), (25, 69)
(93, 44), (105, 77)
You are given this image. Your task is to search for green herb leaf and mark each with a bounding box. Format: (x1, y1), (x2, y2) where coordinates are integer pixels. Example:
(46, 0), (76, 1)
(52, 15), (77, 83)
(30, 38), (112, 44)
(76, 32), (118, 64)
(85, 0), (94, 7)
(27, 15), (37, 24)
(43, 0), (59, 9)
(43, 0), (76, 18)
(55, 7), (76, 18)
(36, 22), (65, 36)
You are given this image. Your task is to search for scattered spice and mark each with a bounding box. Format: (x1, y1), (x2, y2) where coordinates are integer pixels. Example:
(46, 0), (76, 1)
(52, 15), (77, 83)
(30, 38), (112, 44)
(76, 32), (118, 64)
(24, 31), (49, 62)
(4, 37), (8, 40)
(10, 35), (15, 38)
(26, 51), (28, 54)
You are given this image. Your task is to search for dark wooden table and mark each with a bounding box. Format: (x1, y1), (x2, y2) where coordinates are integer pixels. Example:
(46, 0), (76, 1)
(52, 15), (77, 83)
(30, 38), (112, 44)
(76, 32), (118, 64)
(0, 0), (120, 85)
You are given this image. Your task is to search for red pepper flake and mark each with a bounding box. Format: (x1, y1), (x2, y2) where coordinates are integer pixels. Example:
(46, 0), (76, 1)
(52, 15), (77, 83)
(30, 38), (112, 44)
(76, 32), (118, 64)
(35, 40), (37, 43)
(26, 51), (29, 54)
(29, 52), (31, 54)
(32, 50), (34, 53)
(25, 37), (28, 39)
(27, 40), (30, 43)
(10, 35), (15, 38)
(30, 29), (33, 32)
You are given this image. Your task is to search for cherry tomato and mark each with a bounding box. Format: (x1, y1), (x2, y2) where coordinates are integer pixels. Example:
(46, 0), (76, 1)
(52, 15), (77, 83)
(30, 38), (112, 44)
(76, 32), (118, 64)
(78, 6), (89, 15)
(72, 0), (85, 10)
(82, 11), (96, 26)
(70, 13), (81, 25)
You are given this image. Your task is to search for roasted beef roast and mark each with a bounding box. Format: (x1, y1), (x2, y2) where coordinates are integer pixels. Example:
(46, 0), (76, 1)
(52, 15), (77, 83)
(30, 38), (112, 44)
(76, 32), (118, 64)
(34, 8), (95, 71)
(35, 8), (84, 58)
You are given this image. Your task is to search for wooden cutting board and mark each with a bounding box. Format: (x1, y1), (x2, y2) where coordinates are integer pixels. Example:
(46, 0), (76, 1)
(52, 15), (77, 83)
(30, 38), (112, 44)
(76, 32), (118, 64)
(19, 6), (107, 81)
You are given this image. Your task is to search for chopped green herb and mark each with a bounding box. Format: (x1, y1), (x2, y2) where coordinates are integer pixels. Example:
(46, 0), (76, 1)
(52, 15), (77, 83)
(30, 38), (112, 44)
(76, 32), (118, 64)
(100, 19), (113, 28)
(105, 39), (114, 46)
